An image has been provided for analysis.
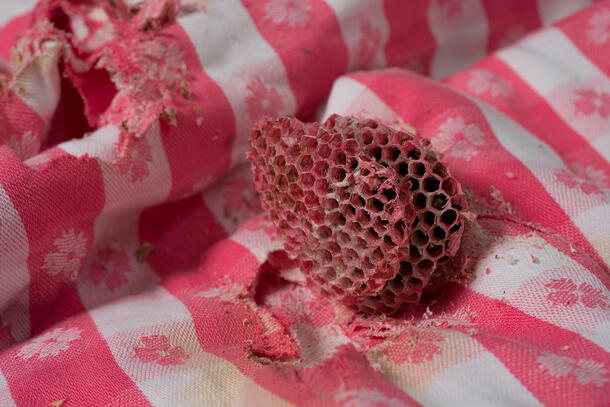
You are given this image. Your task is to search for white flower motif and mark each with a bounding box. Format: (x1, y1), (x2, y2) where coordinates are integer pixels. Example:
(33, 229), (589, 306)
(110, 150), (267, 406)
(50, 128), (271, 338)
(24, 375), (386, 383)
(467, 69), (513, 98)
(435, 116), (486, 161)
(4, 131), (39, 160)
(41, 229), (88, 281)
(538, 352), (609, 387)
(571, 163), (608, 188)
(538, 353), (575, 378)
(337, 388), (408, 407)
(574, 359), (609, 387)
(587, 9), (610, 45)
(264, 0), (311, 28)
(16, 328), (82, 360)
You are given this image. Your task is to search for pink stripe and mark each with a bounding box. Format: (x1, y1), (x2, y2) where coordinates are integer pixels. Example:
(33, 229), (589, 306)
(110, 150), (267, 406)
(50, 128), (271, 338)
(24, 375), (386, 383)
(434, 285), (610, 406)
(160, 24), (235, 199)
(383, 0), (436, 75)
(241, 0), (349, 118)
(138, 193), (228, 279)
(0, 313), (151, 406)
(0, 150), (106, 333)
(0, 89), (46, 157)
(556, 2), (610, 76)
(0, 12), (32, 61)
(349, 69), (610, 285)
(444, 56), (610, 176)
(480, 0), (541, 53)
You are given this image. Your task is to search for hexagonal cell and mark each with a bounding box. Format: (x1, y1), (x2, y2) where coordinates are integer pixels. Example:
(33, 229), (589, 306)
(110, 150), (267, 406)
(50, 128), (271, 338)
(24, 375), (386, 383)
(409, 161), (426, 177)
(304, 190), (317, 206)
(442, 178), (458, 195)
(422, 211), (436, 227)
(314, 178), (332, 196)
(331, 167), (347, 183)
(426, 244), (443, 257)
(313, 161), (329, 177)
(322, 267), (336, 281)
(317, 143), (332, 159)
(317, 249), (332, 265)
(309, 209), (325, 225)
(396, 161), (409, 176)
(338, 277), (353, 290)
(350, 194), (365, 208)
(366, 197), (384, 213)
(403, 142), (421, 160)
(432, 162), (448, 178)
(413, 229), (429, 246)
(342, 248), (358, 263)
(414, 193), (427, 209)
(273, 154), (286, 169)
(286, 165), (298, 183)
(416, 259), (434, 274)
(297, 155), (314, 171)
(382, 145), (401, 162)
(332, 150), (347, 165)
(328, 211), (346, 227)
(431, 193), (448, 210)
(359, 129), (374, 145)
(343, 139), (360, 155)
(431, 226), (446, 241)
(302, 135), (318, 152)
(441, 209), (458, 225)
(324, 198), (339, 210)
(366, 145), (382, 161)
(374, 131), (389, 145)
(337, 231), (351, 245)
(316, 226), (332, 240)
(423, 176), (441, 192)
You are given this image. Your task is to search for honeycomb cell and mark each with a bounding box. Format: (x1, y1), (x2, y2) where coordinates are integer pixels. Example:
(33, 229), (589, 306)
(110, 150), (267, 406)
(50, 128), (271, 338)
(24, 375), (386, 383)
(247, 115), (469, 315)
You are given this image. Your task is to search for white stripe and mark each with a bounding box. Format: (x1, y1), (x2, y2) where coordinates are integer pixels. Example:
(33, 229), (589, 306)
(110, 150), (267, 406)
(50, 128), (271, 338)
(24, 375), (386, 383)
(428, 0), (489, 79)
(0, 0), (37, 28)
(322, 76), (401, 123)
(497, 28), (610, 163)
(201, 163), (258, 236)
(179, 4), (297, 167)
(471, 97), (610, 267)
(88, 286), (292, 406)
(573, 204), (610, 270)
(0, 369), (16, 407)
(497, 28), (601, 95)
(421, 348), (543, 407)
(0, 185), (30, 343)
(324, 0), (389, 70)
(536, 0), (592, 25)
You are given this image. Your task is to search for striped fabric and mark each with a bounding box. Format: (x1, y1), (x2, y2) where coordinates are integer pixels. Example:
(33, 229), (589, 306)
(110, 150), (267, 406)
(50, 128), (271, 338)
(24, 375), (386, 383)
(0, 0), (608, 405)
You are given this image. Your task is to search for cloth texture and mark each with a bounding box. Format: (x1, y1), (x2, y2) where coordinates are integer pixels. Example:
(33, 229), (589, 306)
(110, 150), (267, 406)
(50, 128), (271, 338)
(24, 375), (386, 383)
(0, 0), (609, 405)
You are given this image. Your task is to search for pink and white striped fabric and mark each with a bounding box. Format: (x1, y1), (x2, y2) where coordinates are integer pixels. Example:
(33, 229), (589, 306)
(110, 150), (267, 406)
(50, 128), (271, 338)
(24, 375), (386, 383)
(0, 0), (609, 405)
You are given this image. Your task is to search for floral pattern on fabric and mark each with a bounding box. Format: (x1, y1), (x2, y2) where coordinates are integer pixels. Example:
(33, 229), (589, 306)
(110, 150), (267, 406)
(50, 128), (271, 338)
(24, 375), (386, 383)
(16, 328), (81, 360)
(41, 229), (88, 282)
